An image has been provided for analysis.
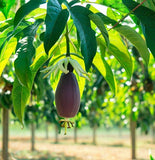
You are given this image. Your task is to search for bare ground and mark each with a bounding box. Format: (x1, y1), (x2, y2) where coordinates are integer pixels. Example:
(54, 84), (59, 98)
(1, 134), (155, 160)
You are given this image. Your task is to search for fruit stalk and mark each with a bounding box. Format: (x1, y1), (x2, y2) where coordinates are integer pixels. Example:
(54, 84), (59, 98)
(65, 24), (70, 57)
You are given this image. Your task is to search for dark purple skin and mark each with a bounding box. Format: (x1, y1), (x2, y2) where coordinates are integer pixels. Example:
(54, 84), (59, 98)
(55, 72), (80, 118)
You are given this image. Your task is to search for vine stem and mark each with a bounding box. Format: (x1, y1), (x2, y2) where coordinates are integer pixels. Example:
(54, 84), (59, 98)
(109, 0), (147, 30)
(65, 24), (70, 57)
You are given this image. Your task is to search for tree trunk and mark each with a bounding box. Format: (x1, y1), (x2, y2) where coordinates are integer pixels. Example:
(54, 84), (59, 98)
(119, 126), (122, 137)
(31, 122), (35, 151)
(74, 126), (77, 143)
(152, 122), (155, 144)
(92, 125), (97, 145)
(45, 122), (49, 139)
(130, 94), (136, 160)
(55, 125), (59, 143)
(2, 108), (9, 160)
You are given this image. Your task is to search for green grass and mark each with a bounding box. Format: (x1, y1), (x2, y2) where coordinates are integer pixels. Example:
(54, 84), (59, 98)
(0, 120), (138, 142)
(0, 122), (130, 139)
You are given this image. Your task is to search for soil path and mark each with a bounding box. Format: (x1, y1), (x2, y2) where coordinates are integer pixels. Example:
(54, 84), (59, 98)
(1, 135), (154, 160)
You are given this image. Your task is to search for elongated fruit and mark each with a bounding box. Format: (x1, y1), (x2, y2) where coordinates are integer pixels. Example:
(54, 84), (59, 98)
(55, 72), (80, 118)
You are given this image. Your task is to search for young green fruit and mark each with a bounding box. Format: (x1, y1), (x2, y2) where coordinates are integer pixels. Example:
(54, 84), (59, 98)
(55, 72), (80, 118)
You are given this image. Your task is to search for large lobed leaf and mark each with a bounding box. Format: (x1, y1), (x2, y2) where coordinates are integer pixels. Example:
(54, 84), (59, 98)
(70, 6), (97, 71)
(44, 0), (69, 54)
(123, 0), (155, 58)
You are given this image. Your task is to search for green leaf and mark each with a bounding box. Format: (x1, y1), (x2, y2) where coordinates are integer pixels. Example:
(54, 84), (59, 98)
(0, 24), (14, 41)
(97, 37), (106, 57)
(0, 25), (27, 54)
(14, 37), (35, 88)
(30, 44), (48, 73)
(73, 55), (86, 98)
(0, 12), (6, 21)
(137, 0), (155, 12)
(13, 44), (48, 124)
(14, 20), (43, 88)
(25, 8), (46, 20)
(96, 12), (118, 26)
(108, 30), (133, 78)
(142, 24), (155, 59)
(70, 6), (97, 71)
(68, 0), (80, 7)
(44, 0), (69, 54)
(107, 7), (122, 21)
(0, 0), (16, 18)
(123, 0), (155, 58)
(0, 37), (17, 76)
(12, 77), (30, 124)
(77, 75), (86, 98)
(0, 24), (28, 76)
(115, 25), (150, 65)
(150, 155), (154, 160)
(0, 0), (5, 9)
(93, 52), (116, 94)
(97, 12), (149, 66)
(21, 19), (44, 37)
(0, 25), (13, 48)
(14, 0), (46, 28)
(97, 0), (129, 13)
(89, 13), (109, 46)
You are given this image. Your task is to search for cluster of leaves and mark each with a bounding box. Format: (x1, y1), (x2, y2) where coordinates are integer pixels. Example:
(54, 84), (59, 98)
(78, 44), (155, 131)
(0, 0), (154, 125)
(97, 0), (155, 58)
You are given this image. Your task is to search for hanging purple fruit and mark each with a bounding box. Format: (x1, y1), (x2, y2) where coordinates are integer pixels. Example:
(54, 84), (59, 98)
(41, 57), (89, 134)
(55, 72), (80, 118)
(55, 67), (80, 134)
